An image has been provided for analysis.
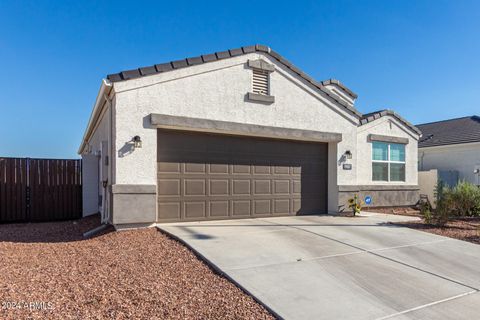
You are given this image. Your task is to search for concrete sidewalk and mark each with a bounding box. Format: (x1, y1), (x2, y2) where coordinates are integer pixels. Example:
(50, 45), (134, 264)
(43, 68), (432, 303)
(158, 214), (480, 320)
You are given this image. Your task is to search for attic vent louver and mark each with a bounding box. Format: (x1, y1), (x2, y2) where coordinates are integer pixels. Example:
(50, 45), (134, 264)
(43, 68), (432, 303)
(252, 69), (269, 95)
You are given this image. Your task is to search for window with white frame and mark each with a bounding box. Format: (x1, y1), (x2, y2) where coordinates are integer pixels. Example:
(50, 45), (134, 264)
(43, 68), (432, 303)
(372, 142), (405, 181)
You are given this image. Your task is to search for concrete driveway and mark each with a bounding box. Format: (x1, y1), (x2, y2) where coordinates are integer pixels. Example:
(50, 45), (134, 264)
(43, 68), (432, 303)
(158, 214), (480, 320)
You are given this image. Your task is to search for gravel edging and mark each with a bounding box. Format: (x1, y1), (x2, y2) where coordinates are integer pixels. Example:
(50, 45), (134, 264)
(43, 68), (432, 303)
(157, 227), (282, 320)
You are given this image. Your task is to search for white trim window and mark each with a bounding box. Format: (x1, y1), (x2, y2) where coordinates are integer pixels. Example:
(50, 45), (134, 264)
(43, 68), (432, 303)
(372, 142), (405, 182)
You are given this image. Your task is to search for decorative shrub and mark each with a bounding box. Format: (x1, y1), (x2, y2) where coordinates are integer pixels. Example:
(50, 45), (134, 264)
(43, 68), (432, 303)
(432, 180), (452, 226)
(420, 200), (433, 224)
(451, 181), (480, 216)
(432, 180), (480, 226)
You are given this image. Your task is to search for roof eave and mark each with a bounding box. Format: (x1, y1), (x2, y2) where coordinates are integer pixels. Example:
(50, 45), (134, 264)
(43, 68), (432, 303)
(360, 109), (422, 137)
(105, 44), (363, 119)
(77, 79), (113, 154)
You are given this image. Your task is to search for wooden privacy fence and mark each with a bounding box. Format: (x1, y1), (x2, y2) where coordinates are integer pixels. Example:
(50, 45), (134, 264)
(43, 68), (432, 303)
(0, 158), (82, 223)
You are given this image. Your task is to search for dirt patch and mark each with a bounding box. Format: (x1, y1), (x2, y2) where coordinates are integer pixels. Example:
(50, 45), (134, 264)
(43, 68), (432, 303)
(396, 217), (480, 245)
(0, 215), (274, 319)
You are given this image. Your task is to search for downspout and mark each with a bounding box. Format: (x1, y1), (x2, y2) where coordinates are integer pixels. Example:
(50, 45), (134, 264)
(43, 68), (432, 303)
(102, 87), (113, 224)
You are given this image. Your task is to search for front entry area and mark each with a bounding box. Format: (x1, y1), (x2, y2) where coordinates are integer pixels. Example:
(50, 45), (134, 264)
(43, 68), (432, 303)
(157, 129), (328, 222)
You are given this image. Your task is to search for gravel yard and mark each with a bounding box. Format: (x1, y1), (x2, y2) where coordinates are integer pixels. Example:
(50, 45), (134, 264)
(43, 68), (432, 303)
(0, 215), (274, 319)
(396, 217), (480, 245)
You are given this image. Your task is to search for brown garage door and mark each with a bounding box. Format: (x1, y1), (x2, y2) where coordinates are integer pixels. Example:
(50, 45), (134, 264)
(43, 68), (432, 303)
(157, 129), (327, 222)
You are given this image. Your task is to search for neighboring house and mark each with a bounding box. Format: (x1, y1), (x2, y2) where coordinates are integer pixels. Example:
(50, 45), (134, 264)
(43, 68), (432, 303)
(78, 45), (421, 228)
(418, 116), (480, 186)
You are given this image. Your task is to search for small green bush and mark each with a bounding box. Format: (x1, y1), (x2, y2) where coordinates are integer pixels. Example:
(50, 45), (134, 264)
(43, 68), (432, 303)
(420, 201), (433, 224)
(434, 181), (454, 226)
(432, 180), (480, 226)
(451, 181), (480, 216)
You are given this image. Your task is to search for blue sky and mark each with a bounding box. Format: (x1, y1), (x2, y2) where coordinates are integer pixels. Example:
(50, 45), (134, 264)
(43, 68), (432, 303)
(0, 0), (479, 158)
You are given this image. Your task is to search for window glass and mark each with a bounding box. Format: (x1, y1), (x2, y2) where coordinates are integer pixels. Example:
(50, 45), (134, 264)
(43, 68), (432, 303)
(372, 142), (388, 161)
(372, 163), (389, 181)
(390, 144), (405, 162)
(390, 163), (406, 181)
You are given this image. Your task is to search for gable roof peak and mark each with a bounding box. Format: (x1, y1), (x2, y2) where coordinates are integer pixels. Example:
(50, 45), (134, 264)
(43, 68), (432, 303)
(106, 44), (362, 118)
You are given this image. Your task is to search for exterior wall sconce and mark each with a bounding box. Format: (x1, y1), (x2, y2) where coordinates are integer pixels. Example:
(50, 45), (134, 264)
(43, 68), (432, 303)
(132, 135), (142, 149)
(345, 150), (352, 159)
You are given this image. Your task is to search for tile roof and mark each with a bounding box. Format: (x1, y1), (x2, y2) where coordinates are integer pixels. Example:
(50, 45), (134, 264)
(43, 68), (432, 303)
(321, 79), (357, 99)
(360, 109), (422, 136)
(106, 44), (362, 117)
(417, 116), (480, 148)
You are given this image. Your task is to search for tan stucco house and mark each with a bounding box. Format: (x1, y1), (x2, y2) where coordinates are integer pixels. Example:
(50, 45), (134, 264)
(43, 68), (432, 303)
(78, 45), (421, 228)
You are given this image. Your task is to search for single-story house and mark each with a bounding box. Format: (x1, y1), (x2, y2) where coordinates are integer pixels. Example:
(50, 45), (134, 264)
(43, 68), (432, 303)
(418, 116), (480, 186)
(78, 44), (421, 228)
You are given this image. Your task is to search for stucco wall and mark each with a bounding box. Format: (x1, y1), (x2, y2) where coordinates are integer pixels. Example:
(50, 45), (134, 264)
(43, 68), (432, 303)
(419, 142), (480, 185)
(81, 104), (111, 217)
(112, 53), (359, 191)
(99, 51), (420, 220)
(418, 169), (438, 208)
(356, 116), (418, 186)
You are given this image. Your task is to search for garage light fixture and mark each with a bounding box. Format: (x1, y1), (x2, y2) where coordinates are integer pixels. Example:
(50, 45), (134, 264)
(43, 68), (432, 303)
(132, 135), (142, 149)
(345, 150), (352, 159)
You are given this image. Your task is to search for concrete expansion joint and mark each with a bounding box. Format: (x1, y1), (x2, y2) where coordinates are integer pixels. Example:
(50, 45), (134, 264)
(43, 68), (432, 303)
(375, 290), (478, 320)
(258, 218), (480, 293)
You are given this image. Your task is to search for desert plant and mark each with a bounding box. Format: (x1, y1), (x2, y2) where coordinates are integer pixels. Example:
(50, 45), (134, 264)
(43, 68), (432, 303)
(348, 194), (363, 216)
(433, 180), (454, 226)
(451, 181), (480, 216)
(420, 200), (433, 224)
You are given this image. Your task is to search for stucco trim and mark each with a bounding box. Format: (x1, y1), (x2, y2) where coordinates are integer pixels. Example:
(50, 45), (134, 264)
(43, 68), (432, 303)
(368, 134), (409, 144)
(246, 92), (275, 103)
(360, 109), (421, 137)
(247, 59), (275, 72)
(149, 113), (342, 143)
(111, 184), (156, 194)
(321, 79), (357, 99)
(338, 185), (420, 192)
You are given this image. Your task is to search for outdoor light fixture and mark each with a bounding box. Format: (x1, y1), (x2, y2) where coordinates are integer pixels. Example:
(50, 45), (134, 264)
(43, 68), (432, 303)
(345, 150), (352, 159)
(132, 135), (142, 149)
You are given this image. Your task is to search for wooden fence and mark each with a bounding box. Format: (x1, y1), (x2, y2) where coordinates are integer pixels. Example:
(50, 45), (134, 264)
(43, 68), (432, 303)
(0, 157), (82, 223)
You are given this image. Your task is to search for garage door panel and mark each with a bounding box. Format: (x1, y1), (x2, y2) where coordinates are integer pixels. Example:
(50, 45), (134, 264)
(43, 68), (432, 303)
(184, 179), (206, 196)
(209, 180), (229, 195)
(232, 163), (251, 174)
(254, 180), (271, 195)
(209, 163), (229, 174)
(233, 200), (251, 216)
(184, 163), (206, 173)
(253, 164), (271, 175)
(184, 201), (206, 218)
(158, 179), (181, 196)
(254, 200), (271, 215)
(158, 162), (181, 173)
(210, 201), (230, 217)
(274, 199), (290, 214)
(158, 202), (181, 219)
(274, 180), (290, 194)
(157, 130), (327, 222)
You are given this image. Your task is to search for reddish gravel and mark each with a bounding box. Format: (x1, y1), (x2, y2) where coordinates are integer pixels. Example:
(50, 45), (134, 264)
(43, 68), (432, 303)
(0, 215), (274, 319)
(397, 217), (480, 245)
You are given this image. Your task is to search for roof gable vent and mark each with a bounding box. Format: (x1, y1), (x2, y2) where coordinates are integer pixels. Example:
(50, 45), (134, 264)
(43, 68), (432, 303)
(252, 68), (269, 95)
(246, 59), (275, 104)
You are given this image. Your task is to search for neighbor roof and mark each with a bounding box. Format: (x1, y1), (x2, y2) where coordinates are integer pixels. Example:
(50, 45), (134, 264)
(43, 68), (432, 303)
(360, 109), (422, 136)
(417, 116), (480, 148)
(106, 44), (361, 118)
